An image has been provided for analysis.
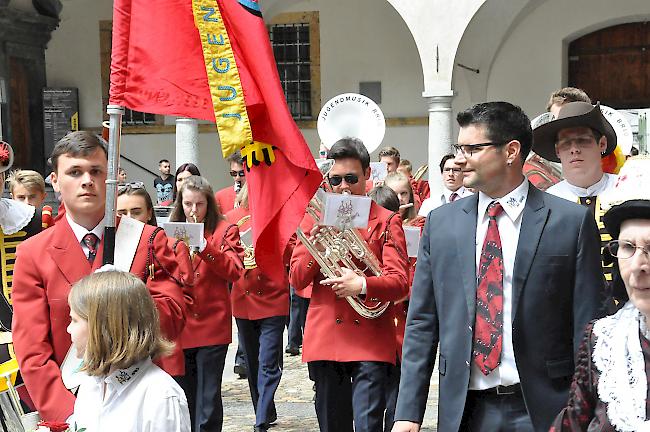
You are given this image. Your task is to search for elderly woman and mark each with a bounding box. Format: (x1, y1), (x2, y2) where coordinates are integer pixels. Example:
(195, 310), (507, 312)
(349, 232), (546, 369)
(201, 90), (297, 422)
(551, 156), (650, 431)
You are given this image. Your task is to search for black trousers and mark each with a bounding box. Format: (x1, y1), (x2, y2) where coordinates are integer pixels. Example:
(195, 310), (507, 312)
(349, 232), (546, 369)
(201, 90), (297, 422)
(236, 315), (286, 428)
(308, 360), (391, 432)
(287, 286), (309, 348)
(177, 344), (228, 432)
(460, 388), (535, 432)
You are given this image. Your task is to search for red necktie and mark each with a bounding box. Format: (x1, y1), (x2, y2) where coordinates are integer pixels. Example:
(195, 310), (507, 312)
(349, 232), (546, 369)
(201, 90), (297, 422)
(449, 192), (459, 202)
(82, 233), (99, 264)
(473, 201), (504, 375)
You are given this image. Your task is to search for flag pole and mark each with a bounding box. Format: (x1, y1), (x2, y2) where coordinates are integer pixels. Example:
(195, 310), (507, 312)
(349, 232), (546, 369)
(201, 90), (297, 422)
(103, 105), (124, 265)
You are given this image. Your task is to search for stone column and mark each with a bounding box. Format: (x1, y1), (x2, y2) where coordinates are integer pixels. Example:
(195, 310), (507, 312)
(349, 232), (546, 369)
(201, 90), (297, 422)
(424, 91), (454, 199)
(175, 117), (199, 168)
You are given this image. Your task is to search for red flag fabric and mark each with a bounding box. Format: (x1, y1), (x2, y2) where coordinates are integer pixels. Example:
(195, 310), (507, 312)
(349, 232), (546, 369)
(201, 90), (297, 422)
(110, 0), (322, 283)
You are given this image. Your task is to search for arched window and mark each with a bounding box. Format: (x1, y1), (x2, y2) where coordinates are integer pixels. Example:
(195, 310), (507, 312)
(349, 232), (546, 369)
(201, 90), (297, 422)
(569, 22), (650, 109)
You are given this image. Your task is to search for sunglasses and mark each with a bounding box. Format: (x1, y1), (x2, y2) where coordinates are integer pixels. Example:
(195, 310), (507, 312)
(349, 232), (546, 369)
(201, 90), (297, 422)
(328, 173), (360, 186)
(118, 181), (145, 193)
(230, 170), (246, 178)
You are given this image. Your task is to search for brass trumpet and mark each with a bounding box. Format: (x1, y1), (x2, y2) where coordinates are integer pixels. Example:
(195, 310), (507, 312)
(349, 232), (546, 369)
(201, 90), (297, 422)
(296, 196), (389, 319)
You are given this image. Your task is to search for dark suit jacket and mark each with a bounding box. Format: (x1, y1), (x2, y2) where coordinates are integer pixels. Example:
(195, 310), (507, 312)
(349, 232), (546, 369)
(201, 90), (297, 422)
(394, 184), (608, 432)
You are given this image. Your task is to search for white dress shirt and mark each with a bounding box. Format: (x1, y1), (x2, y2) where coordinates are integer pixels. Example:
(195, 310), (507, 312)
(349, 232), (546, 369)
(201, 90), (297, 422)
(418, 186), (473, 217)
(546, 173), (617, 201)
(469, 179), (529, 390)
(69, 358), (190, 432)
(66, 214), (105, 260)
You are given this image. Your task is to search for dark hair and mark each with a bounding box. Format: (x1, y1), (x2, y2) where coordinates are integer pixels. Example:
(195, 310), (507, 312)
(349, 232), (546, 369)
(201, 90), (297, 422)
(378, 146), (401, 163)
(226, 151), (243, 165)
(327, 137), (370, 171)
(172, 163), (201, 202)
(159, 159), (170, 165)
(456, 102), (532, 162)
(117, 186), (157, 226)
(169, 175), (221, 234)
(368, 185), (400, 212)
(439, 154), (456, 173)
(50, 131), (108, 172)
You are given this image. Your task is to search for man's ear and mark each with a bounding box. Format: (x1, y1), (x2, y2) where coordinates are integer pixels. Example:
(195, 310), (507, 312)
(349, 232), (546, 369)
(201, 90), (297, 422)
(364, 166), (371, 181)
(599, 135), (608, 153)
(506, 140), (521, 164)
(51, 171), (60, 193)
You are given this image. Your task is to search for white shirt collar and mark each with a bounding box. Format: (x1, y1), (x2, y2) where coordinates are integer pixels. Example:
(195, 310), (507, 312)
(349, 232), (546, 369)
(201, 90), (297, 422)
(560, 173), (615, 197)
(66, 213), (105, 244)
(97, 358), (151, 398)
(442, 186), (466, 201)
(477, 179), (529, 223)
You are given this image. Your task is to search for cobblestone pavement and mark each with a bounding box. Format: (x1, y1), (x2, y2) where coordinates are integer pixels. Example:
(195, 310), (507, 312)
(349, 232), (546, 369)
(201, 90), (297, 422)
(222, 321), (439, 431)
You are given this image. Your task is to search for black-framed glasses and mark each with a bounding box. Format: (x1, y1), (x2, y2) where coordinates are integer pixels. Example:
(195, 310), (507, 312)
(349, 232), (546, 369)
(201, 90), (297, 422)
(607, 240), (650, 259)
(328, 173), (360, 186)
(442, 167), (461, 174)
(118, 181), (145, 193)
(453, 142), (507, 157)
(230, 170), (246, 178)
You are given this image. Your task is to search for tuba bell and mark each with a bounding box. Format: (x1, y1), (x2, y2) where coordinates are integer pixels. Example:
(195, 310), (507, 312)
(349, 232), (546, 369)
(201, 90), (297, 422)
(297, 93), (390, 319)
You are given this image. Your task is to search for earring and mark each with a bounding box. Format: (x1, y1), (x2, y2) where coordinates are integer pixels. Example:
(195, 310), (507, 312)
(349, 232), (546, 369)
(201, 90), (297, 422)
(507, 160), (512, 167)
(601, 151), (605, 155)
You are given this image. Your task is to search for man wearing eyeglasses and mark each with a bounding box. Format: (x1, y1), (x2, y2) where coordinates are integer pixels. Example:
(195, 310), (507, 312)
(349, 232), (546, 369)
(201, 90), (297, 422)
(418, 154), (473, 217)
(393, 102), (607, 432)
(290, 137), (409, 432)
(215, 151), (246, 214)
(533, 102), (618, 295)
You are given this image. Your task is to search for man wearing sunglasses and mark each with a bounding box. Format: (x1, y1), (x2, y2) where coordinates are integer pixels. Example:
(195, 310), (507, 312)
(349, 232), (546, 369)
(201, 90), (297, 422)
(290, 138), (409, 432)
(393, 102), (607, 432)
(533, 101), (619, 297)
(215, 151), (246, 214)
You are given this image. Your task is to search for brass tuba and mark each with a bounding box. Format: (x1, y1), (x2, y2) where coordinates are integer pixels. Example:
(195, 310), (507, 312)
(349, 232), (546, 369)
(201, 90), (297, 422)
(296, 195), (389, 319)
(297, 93), (390, 319)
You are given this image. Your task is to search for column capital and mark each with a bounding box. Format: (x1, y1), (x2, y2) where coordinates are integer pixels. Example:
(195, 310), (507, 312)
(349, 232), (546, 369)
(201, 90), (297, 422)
(422, 91), (455, 112)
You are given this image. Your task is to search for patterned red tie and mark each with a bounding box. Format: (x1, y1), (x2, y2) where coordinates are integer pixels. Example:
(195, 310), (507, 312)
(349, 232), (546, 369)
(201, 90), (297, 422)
(82, 233), (99, 264)
(449, 192), (459, 202)
(473, 201), (504, 375)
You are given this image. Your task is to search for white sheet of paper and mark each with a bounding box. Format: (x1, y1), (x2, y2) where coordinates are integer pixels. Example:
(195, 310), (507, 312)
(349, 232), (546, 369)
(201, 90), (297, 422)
(240, 227), (252, 247)
(161, 222), (204, 248)
(370, 162), (388, 183)
(404, 226), (421, 258)
(320, 192), (371, 229)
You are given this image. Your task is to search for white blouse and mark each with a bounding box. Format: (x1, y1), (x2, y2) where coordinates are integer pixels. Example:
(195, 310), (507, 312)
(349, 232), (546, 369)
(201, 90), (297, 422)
(68, 358), (190, 432)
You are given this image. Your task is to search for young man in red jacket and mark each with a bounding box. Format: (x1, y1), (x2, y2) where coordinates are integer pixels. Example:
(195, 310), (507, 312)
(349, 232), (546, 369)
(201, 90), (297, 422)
(11, 131), (186, 422)
(290, 138), (409, 432)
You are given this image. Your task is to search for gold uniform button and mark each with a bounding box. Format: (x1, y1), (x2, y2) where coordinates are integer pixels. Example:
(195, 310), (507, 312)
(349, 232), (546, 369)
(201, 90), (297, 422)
(586, 198), (592, 205)
(354, 319), (360, 325)
(336, 318), (342, 324)
(257, 290), (262, 295)
(245, 290), (250, 295)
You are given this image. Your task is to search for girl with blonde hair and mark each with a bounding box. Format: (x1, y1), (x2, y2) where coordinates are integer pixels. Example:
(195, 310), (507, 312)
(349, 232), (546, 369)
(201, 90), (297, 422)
(66, 270), (190, 431)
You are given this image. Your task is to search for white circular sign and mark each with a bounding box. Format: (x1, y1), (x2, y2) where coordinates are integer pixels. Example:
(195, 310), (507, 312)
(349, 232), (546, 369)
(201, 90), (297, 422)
(317, 93), (385, 153)
(600, 105), (634, 156)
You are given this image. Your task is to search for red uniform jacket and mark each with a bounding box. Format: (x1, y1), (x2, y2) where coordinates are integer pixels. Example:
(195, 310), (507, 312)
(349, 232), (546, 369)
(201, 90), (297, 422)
(180, 219), (244, 349)
(11, 217), (186, 421)
(215, 186), (236, 214)
(290, 201), (409, 364)
(226, 207), (290, 320)
(158, 238), (195, 376)
(411, 178), (430, 202)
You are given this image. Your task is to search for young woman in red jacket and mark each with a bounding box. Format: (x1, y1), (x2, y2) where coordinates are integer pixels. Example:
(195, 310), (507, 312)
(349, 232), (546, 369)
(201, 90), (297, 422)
(169, 176), (244, 432)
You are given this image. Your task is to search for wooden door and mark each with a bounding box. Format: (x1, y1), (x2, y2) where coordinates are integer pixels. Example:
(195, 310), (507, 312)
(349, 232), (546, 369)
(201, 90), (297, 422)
(569, 22), (650, 109)
(8, 57), (32, 169)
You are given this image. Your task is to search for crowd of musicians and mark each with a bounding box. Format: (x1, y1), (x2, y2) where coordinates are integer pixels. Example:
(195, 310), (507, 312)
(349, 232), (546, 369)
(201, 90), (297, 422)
(2, 85), (650, 432)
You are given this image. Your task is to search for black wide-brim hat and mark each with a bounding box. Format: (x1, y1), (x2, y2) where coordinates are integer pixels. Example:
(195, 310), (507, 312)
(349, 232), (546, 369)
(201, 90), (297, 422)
(532, 102), (617, 163)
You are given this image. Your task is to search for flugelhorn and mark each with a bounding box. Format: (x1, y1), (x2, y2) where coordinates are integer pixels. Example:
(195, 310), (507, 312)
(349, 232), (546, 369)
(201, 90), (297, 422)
(296, 194), (389, 319)
(413, 164), (428, 181)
